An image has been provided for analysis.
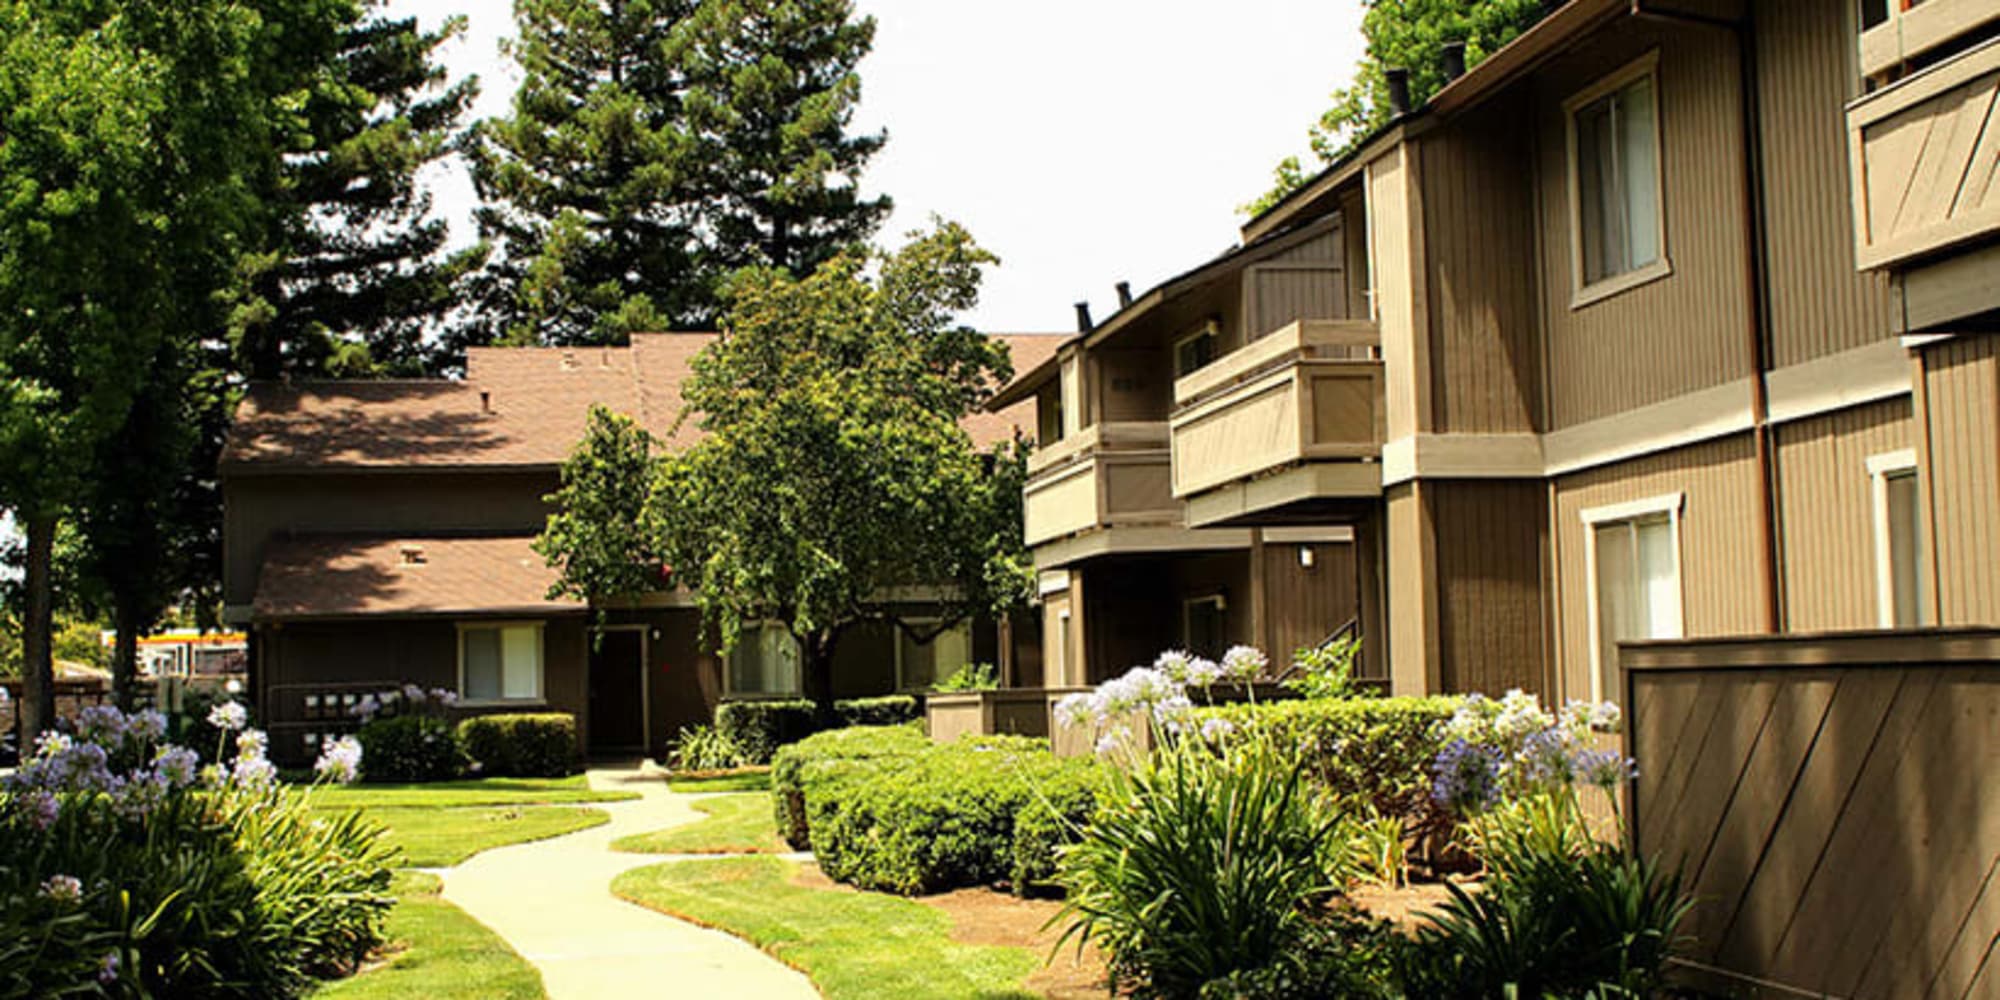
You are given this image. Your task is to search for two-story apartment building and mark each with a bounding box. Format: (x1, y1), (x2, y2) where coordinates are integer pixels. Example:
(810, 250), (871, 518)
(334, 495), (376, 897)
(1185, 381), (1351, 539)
(221, 333), (1061, 761)
(998, 0), (1999, 707)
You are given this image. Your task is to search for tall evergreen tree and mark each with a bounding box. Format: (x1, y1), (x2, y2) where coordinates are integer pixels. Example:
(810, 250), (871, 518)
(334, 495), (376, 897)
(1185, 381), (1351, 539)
(230, 4), (485, 379)
(470, 0), (889, 347)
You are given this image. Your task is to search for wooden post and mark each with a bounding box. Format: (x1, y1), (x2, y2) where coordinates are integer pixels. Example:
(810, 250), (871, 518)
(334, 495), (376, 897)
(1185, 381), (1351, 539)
(1249, 528), (1269, 655)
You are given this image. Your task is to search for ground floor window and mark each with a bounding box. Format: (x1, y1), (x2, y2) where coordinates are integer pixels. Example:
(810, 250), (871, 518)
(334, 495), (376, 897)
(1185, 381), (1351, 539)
(1584, 494), (1683, 702)
(459, 622), (544, 703)
(896, 620), (973, 691)
(1868, 450), (1926, 627)
(727, 622), (802, 697)
(1182, 593), (1227, 659)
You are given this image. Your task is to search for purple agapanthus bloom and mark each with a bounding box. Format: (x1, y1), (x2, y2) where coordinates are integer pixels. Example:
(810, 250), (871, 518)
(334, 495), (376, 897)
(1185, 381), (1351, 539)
(1431, 738), (1502, 814)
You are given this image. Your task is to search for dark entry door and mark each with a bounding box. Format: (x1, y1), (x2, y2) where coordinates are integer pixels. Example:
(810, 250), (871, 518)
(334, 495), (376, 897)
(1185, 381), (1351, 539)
(588, 629), (645, 754)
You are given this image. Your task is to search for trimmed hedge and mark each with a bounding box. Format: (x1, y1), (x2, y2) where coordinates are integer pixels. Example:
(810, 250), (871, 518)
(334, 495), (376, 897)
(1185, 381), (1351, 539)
(356, 715), (464, 783)
(1008, 761), (1108, 895)
(771, 723), (930, 848)
(1194, 696), (1462, 828)
(458, 713), (579, 777)
(831, 694), (920, 728)
(717, 699), (818, 764)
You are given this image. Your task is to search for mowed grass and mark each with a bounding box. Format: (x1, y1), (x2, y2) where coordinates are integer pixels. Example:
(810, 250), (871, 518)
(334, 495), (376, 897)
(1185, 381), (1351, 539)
(352, 805), (610, 867)
(612, 793), (783, 855)
(308, 774), (638, 809)
(312, 872), (544, 1000)
(612, 857), (1039, 1000)
(665, 768), (772, 793)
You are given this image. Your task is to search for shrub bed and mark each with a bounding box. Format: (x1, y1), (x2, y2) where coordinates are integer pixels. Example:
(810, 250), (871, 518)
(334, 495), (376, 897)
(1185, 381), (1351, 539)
(716, 699), (818, 764)
(357, 715), (464, 783)
(831, 694), (919, 728)
(771, 723), (929, 848)
(1194, 696), (1461, 830)
(458, 713), (578, 778)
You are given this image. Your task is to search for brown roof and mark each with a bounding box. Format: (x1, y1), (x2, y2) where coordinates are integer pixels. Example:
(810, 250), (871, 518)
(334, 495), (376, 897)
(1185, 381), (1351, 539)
(224, 332), (1062, 471)
(252, 535), (585, 620)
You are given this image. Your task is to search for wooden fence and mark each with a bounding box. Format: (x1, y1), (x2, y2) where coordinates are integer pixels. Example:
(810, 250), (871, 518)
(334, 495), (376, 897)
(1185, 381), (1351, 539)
(1622, 630), (1999, 998)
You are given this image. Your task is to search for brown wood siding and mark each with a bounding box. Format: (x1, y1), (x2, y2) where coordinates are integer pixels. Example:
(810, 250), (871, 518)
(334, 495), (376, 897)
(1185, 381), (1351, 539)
(1624, 635), (2000, 998)
(1263, 541), (1360, 661)
(1420, 88), (1544, 434)
(1535, 19), (1755, 429)
(1920, 336), (2000, 625)
(1773, 397), (1914, 632)
(1553, 435), (1767, 700)
(1341, 190), (1372, 320)
(1755, 0), (1897, 369)
(1430, 480), (1550, 697)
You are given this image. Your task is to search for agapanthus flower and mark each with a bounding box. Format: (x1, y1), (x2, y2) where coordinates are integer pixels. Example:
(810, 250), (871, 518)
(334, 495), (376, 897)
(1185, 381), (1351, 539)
(153, 746), (200, 788)
(1220, 645), (1268, 681)
(231, 754), (277, 788)
(1199, 717), (1235, 742)
(207, 701), (248, 732)
(403, 683), (427, 704)
(98, 952), (119, 985)
(1184, 657), (1222, 687)
(350, 694), (381, 721)
(40, 874), (83, 905)
(1094, 727), (1132, 757)
(111, 773), (167, 821)
(126, 709), (168, 744)
(77, 705), (126, 744)
(1492, 688), (1553, 743)
(19, 790), (58, 831)
(236, 728), (269, 761)
(33, 731), (74, 758)
(1152, 650), (1194, 683)
(430, 688), (459, 707)
(1431, 738), (1502, 814)
(313, 735), (364, 785)
(1574, 748), (1638, 789)
(1054, 692), (1094, 729)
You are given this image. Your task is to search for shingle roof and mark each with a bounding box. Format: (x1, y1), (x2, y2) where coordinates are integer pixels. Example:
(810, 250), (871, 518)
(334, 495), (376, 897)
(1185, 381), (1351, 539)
(252, 535), (586, 620)
(224, 332), (1061, 471)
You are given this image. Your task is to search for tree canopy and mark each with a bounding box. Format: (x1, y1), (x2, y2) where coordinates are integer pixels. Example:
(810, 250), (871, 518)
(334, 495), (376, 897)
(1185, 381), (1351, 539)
(1244, 0), (1545, 216)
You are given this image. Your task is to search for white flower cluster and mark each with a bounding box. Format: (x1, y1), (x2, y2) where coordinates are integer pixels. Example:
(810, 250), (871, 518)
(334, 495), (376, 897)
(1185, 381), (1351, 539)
(1055, 646), (1272, 757)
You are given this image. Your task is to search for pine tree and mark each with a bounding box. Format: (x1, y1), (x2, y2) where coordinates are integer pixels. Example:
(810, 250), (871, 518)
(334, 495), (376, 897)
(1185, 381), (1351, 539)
(231, 4), (484, 379)
(471, 0), (889, 347)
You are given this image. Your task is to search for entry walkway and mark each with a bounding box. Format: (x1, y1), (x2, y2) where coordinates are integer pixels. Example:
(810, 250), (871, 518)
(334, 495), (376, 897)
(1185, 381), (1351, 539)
(439, 762), (819, 1000)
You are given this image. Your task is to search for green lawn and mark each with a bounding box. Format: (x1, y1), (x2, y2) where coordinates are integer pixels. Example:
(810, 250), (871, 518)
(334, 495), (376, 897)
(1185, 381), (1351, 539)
(666, 768), (773, 793)
(612, 793), (783, 855)
(613, 857), (1039, 1000)
(313, 872), (544, 1000)
(307, 774), (638, 809)
(350, 805), (610, 867)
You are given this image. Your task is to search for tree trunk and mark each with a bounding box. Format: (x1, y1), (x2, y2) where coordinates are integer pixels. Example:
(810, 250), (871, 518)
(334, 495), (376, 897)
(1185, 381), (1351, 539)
(801, 629), (836, 709)
(20, 515), (56, 748)
(112, 598), (142, 710)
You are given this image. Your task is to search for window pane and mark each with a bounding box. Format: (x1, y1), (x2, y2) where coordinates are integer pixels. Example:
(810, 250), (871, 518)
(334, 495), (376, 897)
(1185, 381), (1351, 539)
(730, 625), (800, 696)
(1577, 97), (1621, 283)
(1618, 78), (1660, 271)
(1886, 471), (1923, 626)
(1575, 74), (1660, 285)
(501, 625), (540, 699)
(1594, 522), (1637, 695)
(463, 628), (502, 700)
(1634, 517), (1680, 639)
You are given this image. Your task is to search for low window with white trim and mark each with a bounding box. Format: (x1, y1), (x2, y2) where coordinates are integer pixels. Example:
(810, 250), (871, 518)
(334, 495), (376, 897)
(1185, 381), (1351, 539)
(1868, 451), (1925, 628)
(459, 622), (544, 703)
(1585, 495), (1684, 702)
(727, 622), (802, 697)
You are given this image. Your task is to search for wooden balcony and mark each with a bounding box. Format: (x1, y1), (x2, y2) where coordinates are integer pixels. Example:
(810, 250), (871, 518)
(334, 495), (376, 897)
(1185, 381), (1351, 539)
(1168, 320), (1384, 507)
(1857, 0), (2000, 82)
(1022, 422), (1176, 547)
(1847, 36), (2000, 272)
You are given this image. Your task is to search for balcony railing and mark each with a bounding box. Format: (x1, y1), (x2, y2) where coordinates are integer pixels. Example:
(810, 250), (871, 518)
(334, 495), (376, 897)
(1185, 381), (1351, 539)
(1169, 320), (1383, 500)
(1848, 36), (2000, 271)
(1022, 422), (1175, 547)
(1857, 0), (2000, 81)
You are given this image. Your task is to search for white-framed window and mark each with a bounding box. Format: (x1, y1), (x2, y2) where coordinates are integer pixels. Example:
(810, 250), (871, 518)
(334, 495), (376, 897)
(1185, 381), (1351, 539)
(1182, 593), (1228, 659)
(1565, 52), (1668, 305)
(1582, 494), (1684, 703)
(895, 619), (973, 691)
(458, 621), (545, 704)
(1867, 450), (1926, 628)
(726, 622), (802, 698)
(1173, 321), (1221, 379)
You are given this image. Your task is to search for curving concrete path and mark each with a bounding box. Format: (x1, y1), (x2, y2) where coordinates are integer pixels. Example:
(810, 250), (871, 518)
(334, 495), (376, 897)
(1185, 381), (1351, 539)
(438, 762), (819, 1000)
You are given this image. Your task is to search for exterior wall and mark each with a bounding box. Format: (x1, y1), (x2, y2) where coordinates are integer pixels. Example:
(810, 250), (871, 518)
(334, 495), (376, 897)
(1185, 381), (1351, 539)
(1430, 480), (1550, 697)
(1773, 397), (1914, 631)
(224, 470), (557, 606)
(1418, 86), (1543, 434)
(1552, 435), (1768, 701)
(1386, 482), (1438, 694)
(1755, 0), (1897, 370)
(1534, 17), (1756, 430)
(1918, 336), (2000, 625)
(1262, 539), (1359, 660)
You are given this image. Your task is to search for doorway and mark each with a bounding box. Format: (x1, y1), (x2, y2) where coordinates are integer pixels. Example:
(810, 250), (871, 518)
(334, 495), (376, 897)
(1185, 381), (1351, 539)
(588, 627), (647, 755)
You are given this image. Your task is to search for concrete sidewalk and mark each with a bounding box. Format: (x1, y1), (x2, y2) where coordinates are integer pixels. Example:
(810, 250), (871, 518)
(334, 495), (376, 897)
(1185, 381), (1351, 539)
(438, 762), (819, 1000)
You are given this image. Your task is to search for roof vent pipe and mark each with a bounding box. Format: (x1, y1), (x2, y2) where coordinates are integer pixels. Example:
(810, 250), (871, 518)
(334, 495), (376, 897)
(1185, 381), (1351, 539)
(1441, 41), (1466, 82)
(1074, 301), (1094, 332)
(1115, 281), (1132, 308)
(1385, 68), (1412, 117)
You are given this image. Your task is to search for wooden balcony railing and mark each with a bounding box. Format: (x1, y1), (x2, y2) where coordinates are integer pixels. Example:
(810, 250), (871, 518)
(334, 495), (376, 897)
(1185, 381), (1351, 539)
(1848, 36), (2000, 271)
(1022, 421), (1176, 546)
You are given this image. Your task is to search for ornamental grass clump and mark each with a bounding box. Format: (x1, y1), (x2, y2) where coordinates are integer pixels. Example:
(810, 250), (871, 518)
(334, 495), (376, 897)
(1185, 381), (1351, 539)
(0, 703), (391, 997)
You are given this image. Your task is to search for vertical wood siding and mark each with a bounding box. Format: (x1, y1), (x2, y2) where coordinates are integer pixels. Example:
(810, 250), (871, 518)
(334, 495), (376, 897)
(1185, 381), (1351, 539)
(1773, 397), (1913, 632)
(1263, 541), (1360, 660)
(1921, 336), (2000, 625)
(1387, 482), (1438, 693)
(1755, 0), (1898, 369)
(1420, 87), (1544, 434)
(1430, 480), (1550, 696)
(1626, 641), (2000, 997)
(1553, 436), (1767, 700)
(1535, 19), (1755, 429)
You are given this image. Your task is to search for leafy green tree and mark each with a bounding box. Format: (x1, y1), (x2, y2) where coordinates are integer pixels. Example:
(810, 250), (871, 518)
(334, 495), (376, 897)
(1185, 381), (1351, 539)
(650, 222), (1029, 704)
(1245, 0), (1544, 216)
(535, 405), (668, 607)
(470, 0), (888, 347)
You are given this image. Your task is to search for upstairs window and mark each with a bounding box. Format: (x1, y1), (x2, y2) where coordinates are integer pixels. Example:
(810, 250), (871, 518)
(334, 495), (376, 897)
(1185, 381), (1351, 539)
(1174, 322), (1220, 379)
(1567, 55), (1667, 302)
(460, 622), (544, 703)
(727, 622), (801, 698)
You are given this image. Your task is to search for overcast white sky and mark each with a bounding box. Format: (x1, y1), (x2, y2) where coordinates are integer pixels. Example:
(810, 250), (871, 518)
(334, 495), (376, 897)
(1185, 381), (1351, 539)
(388, 0), (1366, 333)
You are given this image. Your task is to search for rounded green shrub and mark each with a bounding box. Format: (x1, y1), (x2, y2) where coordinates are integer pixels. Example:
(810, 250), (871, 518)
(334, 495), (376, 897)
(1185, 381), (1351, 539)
(357, 715), (463, 783)
(770, 723), (928, 848)
(717, 699), (818, 764)
(458, 713), (578, 778)
(830, 694), (919, 728)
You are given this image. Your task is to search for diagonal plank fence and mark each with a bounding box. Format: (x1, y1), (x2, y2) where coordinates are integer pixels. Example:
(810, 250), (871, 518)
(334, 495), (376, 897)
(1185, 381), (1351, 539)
(1621, 630), (1999, 999)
